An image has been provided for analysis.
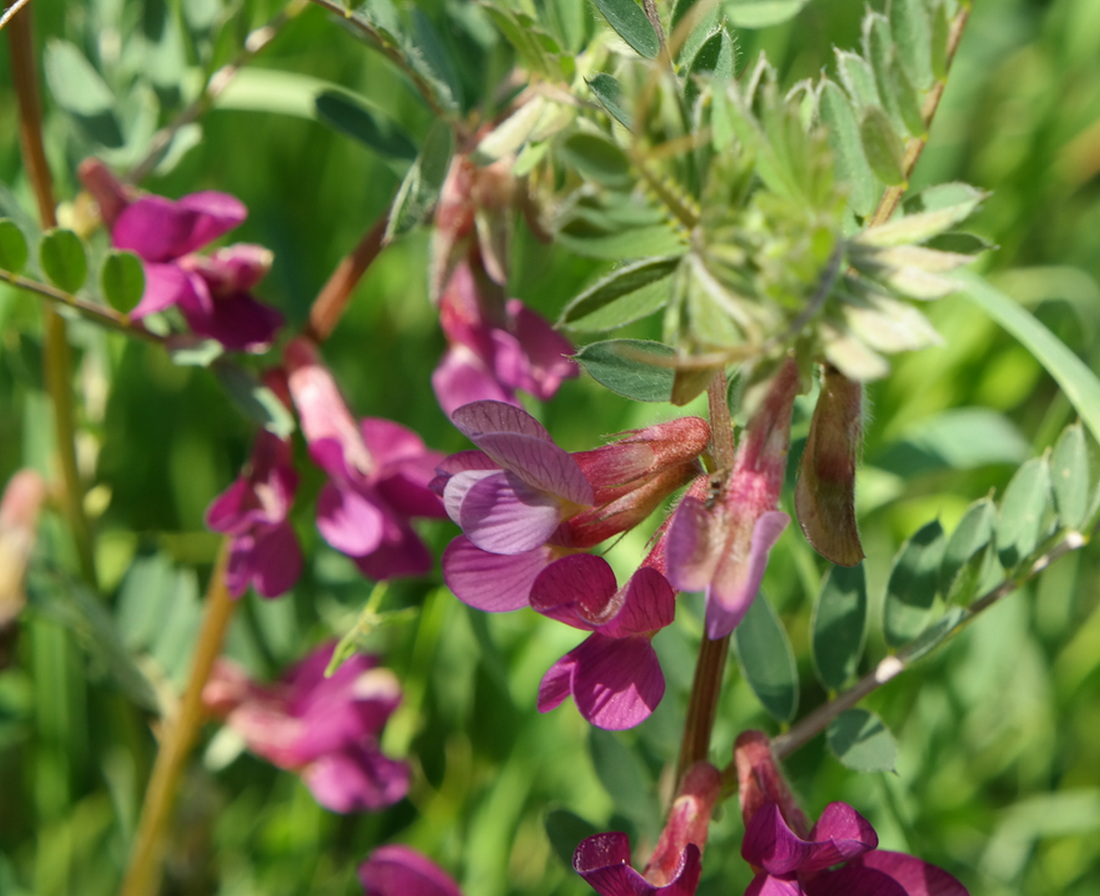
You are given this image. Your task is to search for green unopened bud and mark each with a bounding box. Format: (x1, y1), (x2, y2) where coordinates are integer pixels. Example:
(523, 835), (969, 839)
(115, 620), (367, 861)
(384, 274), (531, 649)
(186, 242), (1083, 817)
(795, 365), (864, 566)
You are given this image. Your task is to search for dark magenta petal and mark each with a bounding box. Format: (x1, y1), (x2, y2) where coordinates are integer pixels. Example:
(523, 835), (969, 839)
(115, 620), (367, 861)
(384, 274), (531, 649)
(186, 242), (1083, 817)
(573, 833), (701, 896)
(601, 567), (676, 638)
(224, 531), (261, 598)
(835, 852), (970, 896)
(530, 553), (619, 629)
(316, 482), (386, 557)
(537, 653), (574, 714)
(746, 875), (804, 896)
(442, 536), (550, 611)
(433, 347), (516, 417)
(199, 244), (272, 292)
(301, 746), (409, 813)
(570, 633), (665, 730)
(474, 431), (593, 505)
(742, 803), (813, 876)
(447, 469), (563, 553)
(248, 523), (302, 598)
(113, 191), (245, 261)
(665, 496), (722, 594)
(705, 510), (789, 640)
(352, 516), (434, 581)
(206, 478), (252, 534)
(802, 802), (877, 871)
(130, 262), (198, 318)
(181, 290), (283, 353)
(804, 863), (908, 896)
(359, 845), (464, 896)
(505, 298), (578, 398)
(452, 399), (553, 443)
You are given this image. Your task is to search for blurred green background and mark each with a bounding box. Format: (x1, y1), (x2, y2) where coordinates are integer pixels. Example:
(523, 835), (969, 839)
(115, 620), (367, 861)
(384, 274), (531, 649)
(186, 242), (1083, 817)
(2, 0), (1100, 894)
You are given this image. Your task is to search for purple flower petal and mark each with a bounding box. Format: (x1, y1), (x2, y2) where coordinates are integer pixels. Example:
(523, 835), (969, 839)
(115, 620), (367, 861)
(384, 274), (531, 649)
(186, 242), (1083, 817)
(470, 431), (593, 505)
(352, 515), (434, 581)
(445, 469), (564, 554)
(529, 553), (620, 630)
(452, 399), (552, 443)
(746, 875), (804, 896)
(302, 746), (410, 813)
(316, 481), (386, 557)
(442, 537), (551, 611)
(130, 262), (202, 318)
(503, 298), (578, 398)
(706, 510), (789, 640)
(358, 845), (464, 896)
(561, 633), (666, 730)
(113, 191), (246, 261)
(199, 244), (273, 292)
(573, 833), (701, 896)
(601, 567), (676, 638)
(247, 523), (303, 598)
(433, 347), (517, 417)
(742, 803), (814, 876)
(206, 478), (252, 534)
(180, 289), (283, 353)
(801, 802), (878, 872)
(831, 852), (970, 896)
(665, 496), (723, 594)
(537, 653), (575, 714)
(805, 863), (908, 896)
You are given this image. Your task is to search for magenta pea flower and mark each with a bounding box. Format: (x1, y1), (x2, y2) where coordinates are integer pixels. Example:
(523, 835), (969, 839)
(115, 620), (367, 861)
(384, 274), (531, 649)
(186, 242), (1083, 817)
(432, 261), (577, 416)
(205, 423), (301, 599)
(359, 845), (464, 896)
(534, 554), (675, 729)
(202, 642), (409, 813)
(667, 359), (799, 639)
(285, 338), (446, 580)
(742, 802), (969, 896)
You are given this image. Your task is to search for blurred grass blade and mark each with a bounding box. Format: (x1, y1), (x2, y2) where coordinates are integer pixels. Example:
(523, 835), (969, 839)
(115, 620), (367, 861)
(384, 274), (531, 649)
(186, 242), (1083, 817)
(959, 271), (1100, 447)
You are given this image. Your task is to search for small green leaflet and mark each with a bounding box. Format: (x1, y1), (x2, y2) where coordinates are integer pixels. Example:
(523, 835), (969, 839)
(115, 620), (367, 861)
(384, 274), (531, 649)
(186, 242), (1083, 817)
(735, 592), (799, 723)
(574, 339), (676, 402)
(39, 228), (88, 293)
(883, 519), (945, 648)
(592, 0), (660, 58)
(827, 708), (897, 772)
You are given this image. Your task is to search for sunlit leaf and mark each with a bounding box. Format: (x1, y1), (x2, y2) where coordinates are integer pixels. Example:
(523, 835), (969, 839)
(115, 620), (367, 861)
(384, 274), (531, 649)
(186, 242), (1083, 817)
(560, 256), (679, 330)
(99, 250), (145, 314)
(859, 104), (906, 186)
(812, 564), (868, 690)
(940, 497), (996, 600)
(890, 0), (934, 90)
(819, 81), (876, 217)
(574, 339), (676, 402)
(1050, 423), (1091, 531)
(905, 606), (966, 661)
(43, 39), (124, 148)
(0, 219), (29, 274)
(38, 229), (88, 293)
(884, 519), (945, 647)
(592, 0), (660, 58)
(997, 457), (1054, 571)
(734, 593), (799, 723)
(827, 708), (896, 773)
(725, 0), (810, 29)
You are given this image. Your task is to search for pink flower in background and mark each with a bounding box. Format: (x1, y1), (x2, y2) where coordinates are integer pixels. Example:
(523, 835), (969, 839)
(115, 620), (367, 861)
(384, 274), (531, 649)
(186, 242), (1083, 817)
(359, 845), (464, 896)
(285, 338), (446, 580)
(432, 262), (577, 416)
(203, 642), (409, 813)
(533, 554), (675, 729)
(205, 425), (301, 599)
(79, 158), (282, 352)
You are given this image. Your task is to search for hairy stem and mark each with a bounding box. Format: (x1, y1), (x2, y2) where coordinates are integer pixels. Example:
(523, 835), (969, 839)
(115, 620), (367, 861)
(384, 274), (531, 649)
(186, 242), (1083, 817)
(118, 542), (236, 896)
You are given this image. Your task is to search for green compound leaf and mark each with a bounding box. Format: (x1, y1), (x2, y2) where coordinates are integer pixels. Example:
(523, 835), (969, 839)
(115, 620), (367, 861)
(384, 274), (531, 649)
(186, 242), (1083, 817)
(99, 250), (145, 313)
(38, 228), (88, 293)
(812, 564), (868, 691)
(574, 339), (676, 402)
(997, 456), (1054, 571)
(827, 708), (897, 773)
(386, 120), (454, 239)
(587, 73), (633, 130)
(1050, 423), (1091, 531)
(592, 0), (660, 58)
(958, 271), (1100, 450)
(725, 0), (810, 29)
(859, 104), (907, 186)
(940, 497), (996, 602)
(735, 593), (799, 723)
(884, 519), (945, 648)
(314, 90), (416, 162)
(560, 256), (679, 330)
(0, 218), (29, 274)
(819, 81), (876, 217)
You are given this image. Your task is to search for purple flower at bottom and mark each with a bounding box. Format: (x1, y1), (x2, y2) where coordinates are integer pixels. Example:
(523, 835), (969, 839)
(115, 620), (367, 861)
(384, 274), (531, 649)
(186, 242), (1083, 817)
(533, 554), (675, 730)
(742, 802), (969, 896)
(205, 426), (301, 598)
(574, 833), (701, 896)
(202, 642), (409, 813)
(359, 845), (464, 896)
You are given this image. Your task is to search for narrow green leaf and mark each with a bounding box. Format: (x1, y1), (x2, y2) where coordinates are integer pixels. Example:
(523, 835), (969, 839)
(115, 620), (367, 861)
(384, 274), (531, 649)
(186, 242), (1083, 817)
(587, 73), (633, 130)
(38, 228), (88, 293)
(890, 0), (934, 90)
(812, 564), (868, 690)
(940, 497), (996, 598)
(957, 271), (1100, 450)
(545, 809), (601, 870)
(859, 185), (986, 247)
(866, 13), (905, 132)
(734, 593), (799, 723)
(819, 81), (876, 220)
(558, 133), (633, 189)
(587, 728), (658, 825)
(827, 708), (897, 773)
(859, 105), (907, 186)
(725, 0), (810, 29)
(834, 50), (880, 111)
(214, 363), (297, 437)
(0, 219), (29, 274)
(315, 91), (416, 161)
(481, 6), (559, 78)
(592, 0), (660, 58)
(574, 339), (676, 402)
(997, 456), (1054, 570)
(386, 121), (454, 239)
(99, 250), (145, 313)
(884, 519), (945, 647)
(410, 9), (463, 110)
(688, 27), (736, 81)
(560, 256), (679, 330)
(1051, 423), (1091, 531)
(930, 1), (950, 80)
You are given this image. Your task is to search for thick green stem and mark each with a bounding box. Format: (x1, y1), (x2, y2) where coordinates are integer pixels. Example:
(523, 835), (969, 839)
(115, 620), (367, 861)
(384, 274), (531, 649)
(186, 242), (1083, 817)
(118, 542), (236, 896)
